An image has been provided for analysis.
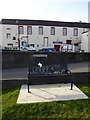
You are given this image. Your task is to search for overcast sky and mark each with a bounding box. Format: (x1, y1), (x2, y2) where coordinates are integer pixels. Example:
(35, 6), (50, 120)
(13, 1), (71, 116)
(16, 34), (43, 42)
(0, 0), (89, 22)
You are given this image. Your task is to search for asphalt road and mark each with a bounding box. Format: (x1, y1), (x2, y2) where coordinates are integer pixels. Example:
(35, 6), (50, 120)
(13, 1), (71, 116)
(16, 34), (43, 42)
(1, 62), (89, 80)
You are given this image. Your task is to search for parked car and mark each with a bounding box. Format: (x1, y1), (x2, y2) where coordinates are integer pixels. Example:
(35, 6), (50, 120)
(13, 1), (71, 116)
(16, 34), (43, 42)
(39, 48), (54, 52)
(20, 41), (36, 51)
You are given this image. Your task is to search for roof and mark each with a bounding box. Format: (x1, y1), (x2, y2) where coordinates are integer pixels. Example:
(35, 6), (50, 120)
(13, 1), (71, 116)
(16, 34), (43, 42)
(1, 19), (90, 28)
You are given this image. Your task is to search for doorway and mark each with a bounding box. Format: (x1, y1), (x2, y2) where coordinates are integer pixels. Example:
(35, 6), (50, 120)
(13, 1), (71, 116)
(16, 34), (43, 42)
(43, 37), (49, 47)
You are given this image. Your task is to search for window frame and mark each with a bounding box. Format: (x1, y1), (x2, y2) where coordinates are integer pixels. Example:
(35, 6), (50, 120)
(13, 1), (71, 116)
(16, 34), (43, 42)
(6, 33), (11, 39)
(51, 27), (55, 35)
(27, 26), (32, 35)
(7, 44), (13, 47)
(13, 36), (16, 40)
(74, 28), (78, 36)
(19, 26), (24, 34)
(6, 28), (11, 30)
(38, 26), (43, 35)
(63, 28), (67, 36)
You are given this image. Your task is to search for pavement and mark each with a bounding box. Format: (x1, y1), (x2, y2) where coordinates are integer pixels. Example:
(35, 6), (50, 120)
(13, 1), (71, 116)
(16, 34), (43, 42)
(68, 62), (89, 73)
(1, 62), (90, 80)
(17, 83), (88, 104)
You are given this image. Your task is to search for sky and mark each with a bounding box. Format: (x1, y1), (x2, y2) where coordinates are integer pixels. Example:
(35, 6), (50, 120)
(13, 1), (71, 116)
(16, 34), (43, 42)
(0, 0), (89, 22)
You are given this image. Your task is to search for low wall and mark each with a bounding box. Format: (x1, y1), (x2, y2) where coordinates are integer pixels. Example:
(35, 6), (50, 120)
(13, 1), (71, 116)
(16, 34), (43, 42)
(2, 72), (90, 90)
(2, 50), (89, 69)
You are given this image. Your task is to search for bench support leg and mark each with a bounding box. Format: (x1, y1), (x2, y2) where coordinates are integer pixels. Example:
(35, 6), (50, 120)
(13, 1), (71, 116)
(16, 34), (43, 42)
(70, 82), (73, 90)
(28, 84), (31, 93)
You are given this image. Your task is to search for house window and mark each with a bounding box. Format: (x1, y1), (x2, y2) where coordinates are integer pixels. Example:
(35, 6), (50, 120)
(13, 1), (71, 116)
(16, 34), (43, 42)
(7, 28), (10, 30)
(51, 27), (55, 35)
(74, 28), (78, 36)
(38, 27), (43, 35)
(13, 37), (16, 40)
(27, 26), (32, 35)
(6, 33), (11, 39)
(63, 28), (67, 36)
(7, 44), (13, 47)
(19, 26), (24, 34)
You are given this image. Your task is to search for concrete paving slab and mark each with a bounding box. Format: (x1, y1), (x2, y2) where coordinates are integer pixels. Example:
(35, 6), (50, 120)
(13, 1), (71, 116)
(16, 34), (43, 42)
(17, 83), (88, 104)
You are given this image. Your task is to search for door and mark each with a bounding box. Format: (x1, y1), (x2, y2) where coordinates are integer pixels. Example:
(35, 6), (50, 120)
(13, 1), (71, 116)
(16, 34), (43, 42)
(43, 37), (49, 47)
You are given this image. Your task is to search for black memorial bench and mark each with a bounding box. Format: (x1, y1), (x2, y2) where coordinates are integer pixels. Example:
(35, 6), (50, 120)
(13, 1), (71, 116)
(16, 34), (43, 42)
(27, 62), (73, 93)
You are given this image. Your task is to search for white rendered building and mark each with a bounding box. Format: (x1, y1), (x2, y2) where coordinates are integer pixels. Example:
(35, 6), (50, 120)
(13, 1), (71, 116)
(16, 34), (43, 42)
(81, 30), (90, 52)
(0, 19), (89, 51)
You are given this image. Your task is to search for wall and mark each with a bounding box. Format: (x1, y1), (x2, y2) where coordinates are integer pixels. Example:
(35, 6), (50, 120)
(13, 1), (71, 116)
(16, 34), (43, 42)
(81, 32), (88, 52)
(2, 24), (18, 47)
(1, 24), (83, 50)
(81, 31), (90, 52)
(19, 26), (83, 50)
(2, 51), (89, 69)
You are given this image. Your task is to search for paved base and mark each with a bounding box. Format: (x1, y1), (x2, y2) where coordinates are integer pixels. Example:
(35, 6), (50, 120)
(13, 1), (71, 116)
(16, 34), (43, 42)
(17, 83), (88, 104)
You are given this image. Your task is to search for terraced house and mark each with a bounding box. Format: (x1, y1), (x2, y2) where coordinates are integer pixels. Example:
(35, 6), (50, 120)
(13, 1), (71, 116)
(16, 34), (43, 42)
(0, 19), (89, 52)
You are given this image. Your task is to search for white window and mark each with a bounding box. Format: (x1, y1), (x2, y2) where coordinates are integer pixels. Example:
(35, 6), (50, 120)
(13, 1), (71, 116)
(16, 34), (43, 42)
(19, 26), (24, 34)
(27, 26), (32, 35)
(13, 37), (16, 40)
(6, 28), (10, 30)
(74, 28), (78, 36)
(38, 27), (43, 35)
(63, 28), (67, 36)
(7, 44), (13, 47)
(6, 33), (11, 39)
(51, 27), (55, 35)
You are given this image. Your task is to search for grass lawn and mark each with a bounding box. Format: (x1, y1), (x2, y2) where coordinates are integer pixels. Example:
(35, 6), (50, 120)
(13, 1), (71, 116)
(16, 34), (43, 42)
(2, 83), (90, 120)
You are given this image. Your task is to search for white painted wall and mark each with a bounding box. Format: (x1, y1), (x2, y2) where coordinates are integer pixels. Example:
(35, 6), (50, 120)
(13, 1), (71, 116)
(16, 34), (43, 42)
(1, 24), (83, 51)
(88, 31), (90, 52)
(2, 24), (18, 47)
(81, 32), (88, 52)
(29, 26), (83, 50)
